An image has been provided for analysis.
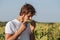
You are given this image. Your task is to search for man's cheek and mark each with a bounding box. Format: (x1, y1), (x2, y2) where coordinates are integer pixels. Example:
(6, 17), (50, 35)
(24, 15), (28, 20)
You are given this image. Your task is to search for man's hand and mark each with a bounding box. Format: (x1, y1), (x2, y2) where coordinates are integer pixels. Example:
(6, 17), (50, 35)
(30, 20), (36, 33)
(23, 15), (29, 23)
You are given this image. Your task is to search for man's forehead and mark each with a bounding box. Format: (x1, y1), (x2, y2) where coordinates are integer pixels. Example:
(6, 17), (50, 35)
(22, 8), (32, 16)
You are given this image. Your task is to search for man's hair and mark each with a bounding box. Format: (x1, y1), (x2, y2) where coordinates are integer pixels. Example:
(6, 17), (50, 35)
(20, 3), (36, 16)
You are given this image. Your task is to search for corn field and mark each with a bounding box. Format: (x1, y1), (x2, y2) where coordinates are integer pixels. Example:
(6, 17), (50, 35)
(0, 22), (60, 40)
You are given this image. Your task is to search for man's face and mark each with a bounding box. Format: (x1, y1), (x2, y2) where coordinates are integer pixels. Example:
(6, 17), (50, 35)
(24, 12), (32, 20)
(21, 9), (33, 20)
(22, 12), (32, 20)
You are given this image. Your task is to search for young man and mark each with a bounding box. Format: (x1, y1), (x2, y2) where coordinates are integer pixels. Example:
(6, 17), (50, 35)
(5, 4), (36, 40)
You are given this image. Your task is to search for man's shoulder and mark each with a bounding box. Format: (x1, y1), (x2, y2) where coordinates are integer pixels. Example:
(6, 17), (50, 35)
(6, 19), (16, 25)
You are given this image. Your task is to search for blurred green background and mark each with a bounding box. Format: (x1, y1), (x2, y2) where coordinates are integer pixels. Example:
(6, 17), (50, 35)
(0, 22), (60, 40)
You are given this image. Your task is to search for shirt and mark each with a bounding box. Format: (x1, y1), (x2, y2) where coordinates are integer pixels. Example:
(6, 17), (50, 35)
(5, 19), (31, 40)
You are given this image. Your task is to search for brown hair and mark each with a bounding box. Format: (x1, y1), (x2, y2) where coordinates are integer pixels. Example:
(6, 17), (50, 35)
(20, 3), (36, 16)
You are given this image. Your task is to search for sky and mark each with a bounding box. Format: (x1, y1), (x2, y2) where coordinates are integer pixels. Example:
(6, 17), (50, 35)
(0, 0), (60, 22)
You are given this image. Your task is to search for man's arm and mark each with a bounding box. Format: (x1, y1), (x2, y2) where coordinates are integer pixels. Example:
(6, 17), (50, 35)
(5, 23), (27, 40)
(30, 31), (35, 40)
(30, 20), (36, 40)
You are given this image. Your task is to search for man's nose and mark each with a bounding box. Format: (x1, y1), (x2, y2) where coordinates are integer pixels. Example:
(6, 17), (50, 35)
(29, 17), (32, 20)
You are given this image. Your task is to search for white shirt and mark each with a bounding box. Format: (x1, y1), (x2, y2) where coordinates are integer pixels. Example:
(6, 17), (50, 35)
(5, 19), (31, 40)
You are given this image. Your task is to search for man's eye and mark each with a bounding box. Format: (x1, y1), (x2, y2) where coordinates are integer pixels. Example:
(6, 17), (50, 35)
(28, 16), (31, 17)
